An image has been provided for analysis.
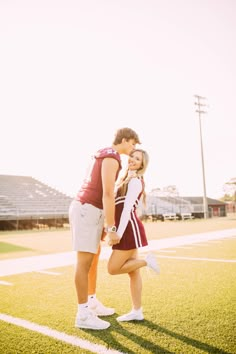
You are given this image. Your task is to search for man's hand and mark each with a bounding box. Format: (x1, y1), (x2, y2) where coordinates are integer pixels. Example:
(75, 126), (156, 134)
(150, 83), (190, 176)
(101, 228), (107, 242)
(108, 232), (120, 246)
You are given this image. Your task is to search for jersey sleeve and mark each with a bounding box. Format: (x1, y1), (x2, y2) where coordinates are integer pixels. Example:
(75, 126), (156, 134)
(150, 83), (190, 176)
(95, 148), (122, 171)
(116, 178), (142, 239)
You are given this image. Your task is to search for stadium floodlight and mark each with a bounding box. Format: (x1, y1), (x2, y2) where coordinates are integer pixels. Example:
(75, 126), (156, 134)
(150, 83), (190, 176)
(194, 95), (208, 219)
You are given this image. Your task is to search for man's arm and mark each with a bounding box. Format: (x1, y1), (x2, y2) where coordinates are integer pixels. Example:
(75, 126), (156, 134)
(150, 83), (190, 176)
(101, 157), (120, 245)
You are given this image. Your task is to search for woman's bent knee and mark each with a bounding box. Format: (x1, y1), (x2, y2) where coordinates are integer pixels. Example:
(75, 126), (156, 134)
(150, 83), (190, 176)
(107, 263), (119, 275)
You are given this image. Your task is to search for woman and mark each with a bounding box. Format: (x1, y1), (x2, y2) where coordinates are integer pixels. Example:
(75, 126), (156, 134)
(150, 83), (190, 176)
(107, 148), (160, 322)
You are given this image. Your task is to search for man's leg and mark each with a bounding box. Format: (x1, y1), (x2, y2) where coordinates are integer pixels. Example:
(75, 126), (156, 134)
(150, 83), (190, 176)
(74, 251), (110, 330)
(88, 244), (115, 316)
(75, 251), (94, 304)
(88, 245), (101, 296)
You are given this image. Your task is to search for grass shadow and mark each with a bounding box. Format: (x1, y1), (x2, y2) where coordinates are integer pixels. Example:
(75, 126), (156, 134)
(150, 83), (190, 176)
(80, 316), (231, 354)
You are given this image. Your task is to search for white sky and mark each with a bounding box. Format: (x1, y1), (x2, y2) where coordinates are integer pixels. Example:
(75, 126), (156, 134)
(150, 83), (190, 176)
(0, 0), (235, 199)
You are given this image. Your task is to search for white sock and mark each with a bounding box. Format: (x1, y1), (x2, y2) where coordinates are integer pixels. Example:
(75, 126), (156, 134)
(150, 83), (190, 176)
(78, 302), (89, 315)
(88, 294), (96, 301)
(132, 307), (142, 314)
(88, 294), (97, 306)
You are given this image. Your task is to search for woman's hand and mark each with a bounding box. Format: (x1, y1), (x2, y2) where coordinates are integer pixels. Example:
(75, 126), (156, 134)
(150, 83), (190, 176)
(108, 232), (120, 246)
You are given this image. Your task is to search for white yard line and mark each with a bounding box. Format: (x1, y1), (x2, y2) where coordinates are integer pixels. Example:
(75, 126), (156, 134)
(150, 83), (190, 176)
(144, 228), (236, 252)
(0, 280), (13, 286)
(0, 228), (235, 277)
(175, 246), (193, 249)
(191, 243), (209, 247)
(0, 313), (124, 354)
(157, 250), (176, 253)
(0, 252), (75, 277)
(34, 270), (62, 276)
(157, 255), (236, 263)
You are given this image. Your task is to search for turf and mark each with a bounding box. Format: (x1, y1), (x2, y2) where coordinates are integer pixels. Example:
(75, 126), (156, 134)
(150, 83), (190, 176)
(0, 216), (235, 353)
(0, 214), (236, 259)
(0, 242), (32, 254)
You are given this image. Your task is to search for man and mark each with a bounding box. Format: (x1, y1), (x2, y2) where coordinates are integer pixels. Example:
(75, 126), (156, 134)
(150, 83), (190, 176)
(69, 127), (141, 330)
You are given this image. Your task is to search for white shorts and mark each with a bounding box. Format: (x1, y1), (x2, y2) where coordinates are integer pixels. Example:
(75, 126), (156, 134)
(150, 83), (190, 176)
(69, 199), (104, 254)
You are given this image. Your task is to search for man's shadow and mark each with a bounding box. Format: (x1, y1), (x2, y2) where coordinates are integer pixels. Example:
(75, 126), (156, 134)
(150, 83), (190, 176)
(81, 317), (231, 354)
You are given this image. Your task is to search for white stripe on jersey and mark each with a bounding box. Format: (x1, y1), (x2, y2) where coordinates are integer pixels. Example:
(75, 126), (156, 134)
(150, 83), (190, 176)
(130, 209), (142, 247)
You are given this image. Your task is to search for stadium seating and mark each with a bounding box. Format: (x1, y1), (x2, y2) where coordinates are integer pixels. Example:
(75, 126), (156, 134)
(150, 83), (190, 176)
(0, 175), (73, 230)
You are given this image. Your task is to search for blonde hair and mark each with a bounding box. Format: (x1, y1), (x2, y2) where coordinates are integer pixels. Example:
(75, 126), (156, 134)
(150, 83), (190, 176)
(116, 149), (149, 205)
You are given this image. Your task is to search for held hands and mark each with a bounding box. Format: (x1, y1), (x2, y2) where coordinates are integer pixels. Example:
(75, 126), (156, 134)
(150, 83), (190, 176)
(102, 226), (120, 246)
(107, 232), (120, 246)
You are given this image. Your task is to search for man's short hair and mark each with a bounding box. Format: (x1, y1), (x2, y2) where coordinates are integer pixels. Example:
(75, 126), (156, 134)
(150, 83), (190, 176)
(112, 127), (141, 145)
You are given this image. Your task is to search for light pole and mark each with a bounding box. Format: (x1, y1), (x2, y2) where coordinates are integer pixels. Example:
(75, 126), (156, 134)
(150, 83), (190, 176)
(194, 95), (208, 219)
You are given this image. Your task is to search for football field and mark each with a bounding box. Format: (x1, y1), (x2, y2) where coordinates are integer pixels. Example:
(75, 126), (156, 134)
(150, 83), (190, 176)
(0, 216), (235, 353)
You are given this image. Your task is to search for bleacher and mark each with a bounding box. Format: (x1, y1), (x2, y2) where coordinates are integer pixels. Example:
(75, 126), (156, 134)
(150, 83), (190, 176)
(0, 175), (73, 230)
(140, 195), (195, 221)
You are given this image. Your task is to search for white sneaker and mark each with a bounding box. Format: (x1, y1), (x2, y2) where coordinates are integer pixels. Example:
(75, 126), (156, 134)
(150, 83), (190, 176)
(75, 311), (110, 330)
(117, 310), (144, 322)
(89, 299), (115, 316)
(145, 253), (160, 274)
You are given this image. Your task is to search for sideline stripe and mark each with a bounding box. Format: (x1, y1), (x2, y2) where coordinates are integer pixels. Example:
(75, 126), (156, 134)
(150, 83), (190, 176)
(193, 243), (209, 247)
(0, 313), (124, 354)
(158, 250), (176, 253)
(0, 228), (235, 277)
(145, 228), (236, 253)
(35, 270), (61, 276)
(157, 255), (236, 263)
(175, 246), (192, 249)
(0, 280), (13, 286)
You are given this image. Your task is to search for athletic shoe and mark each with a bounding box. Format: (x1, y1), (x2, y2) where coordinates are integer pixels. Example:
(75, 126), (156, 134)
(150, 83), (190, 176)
(145, 253), (160, 274)
(117, 310), (144, 322)
(75, 311), (110, 330)
(89, 299), (115, 316)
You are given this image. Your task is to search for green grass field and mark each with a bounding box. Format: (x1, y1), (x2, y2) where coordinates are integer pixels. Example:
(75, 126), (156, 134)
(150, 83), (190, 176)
(0, 242), (32, 254)
(0, 216), (235, 353)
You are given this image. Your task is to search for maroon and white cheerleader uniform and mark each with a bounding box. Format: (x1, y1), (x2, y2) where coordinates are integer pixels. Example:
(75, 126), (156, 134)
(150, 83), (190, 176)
(112, 177), (148, 250)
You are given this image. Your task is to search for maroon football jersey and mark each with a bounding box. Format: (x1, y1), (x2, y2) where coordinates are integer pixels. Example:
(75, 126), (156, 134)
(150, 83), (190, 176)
(76, 147), (122, 209)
